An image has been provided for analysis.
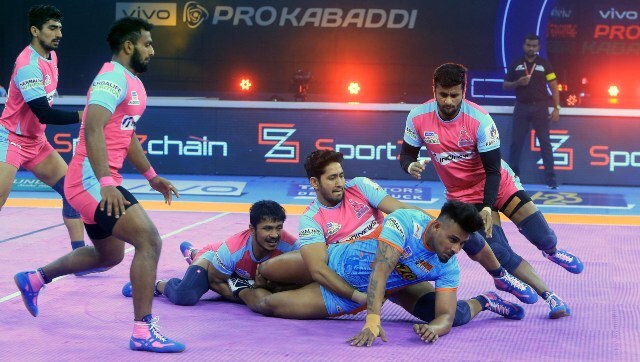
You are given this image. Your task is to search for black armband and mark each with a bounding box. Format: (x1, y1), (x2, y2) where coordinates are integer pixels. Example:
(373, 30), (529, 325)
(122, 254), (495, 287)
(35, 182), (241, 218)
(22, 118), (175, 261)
(400, 141), (421, 173)
(479, 148), (501, 207)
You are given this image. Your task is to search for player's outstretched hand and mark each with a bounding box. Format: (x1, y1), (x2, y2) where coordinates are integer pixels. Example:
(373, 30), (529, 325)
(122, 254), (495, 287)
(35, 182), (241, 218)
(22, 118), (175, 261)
(413, 323), (439, 343)
(347, 325), (387, 347)
(408, 159), (429, 179)
(479, 207), (493, 238)
(149, 177), (180, 205)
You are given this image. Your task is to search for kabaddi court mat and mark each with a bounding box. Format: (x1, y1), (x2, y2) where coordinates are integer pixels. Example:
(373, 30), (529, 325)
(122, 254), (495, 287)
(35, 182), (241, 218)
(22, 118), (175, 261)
(1, 172), (639, 361)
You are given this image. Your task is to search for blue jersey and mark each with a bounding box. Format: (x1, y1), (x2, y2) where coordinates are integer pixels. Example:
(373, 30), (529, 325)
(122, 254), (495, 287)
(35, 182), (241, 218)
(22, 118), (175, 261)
(329, 209), (460, 292)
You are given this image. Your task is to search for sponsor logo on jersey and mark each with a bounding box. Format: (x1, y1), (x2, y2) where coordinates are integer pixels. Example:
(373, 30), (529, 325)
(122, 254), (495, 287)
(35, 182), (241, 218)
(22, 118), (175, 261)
(384, 217), (405, 239)
(92, 80), (123, 98)
(423, 131), (440, 144)
(326, 222), (341, 236)
(18, 78), (42, 91)
(415, 259), (433, 273)
(299, 227), (322, 238)
(128, 90), (140, 105)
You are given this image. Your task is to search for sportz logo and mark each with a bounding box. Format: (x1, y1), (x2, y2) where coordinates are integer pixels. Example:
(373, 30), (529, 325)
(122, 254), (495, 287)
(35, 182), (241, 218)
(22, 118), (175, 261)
(258, 123), (299, 163)
(530, 130), (573, 170)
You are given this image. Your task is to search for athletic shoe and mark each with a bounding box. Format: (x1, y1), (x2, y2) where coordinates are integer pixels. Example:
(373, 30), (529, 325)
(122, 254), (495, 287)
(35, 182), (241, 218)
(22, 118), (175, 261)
(543, 249), (584, 274)
(544, 292), (571, 319)
(179, 241), (194, 265)
(130, 316), (185, 353)
(14, 271), (44, 317)
(493, 271), (538, 304)
(227, 274), (255, 299)
(480, 291), (525, 320)
(74, 266), (113, 277)
(547, 178), (559, 190)
(122, 281), (163, 297)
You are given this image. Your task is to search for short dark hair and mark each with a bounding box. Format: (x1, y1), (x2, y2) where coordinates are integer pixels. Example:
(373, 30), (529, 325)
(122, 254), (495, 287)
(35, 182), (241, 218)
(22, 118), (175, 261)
(437, 200), (483, 234)
(433, 63), (467, 91)
(249, 200), (287, 228)
(525, 34), (540, 42)
(107, 17), (154, 54)
(28, 4), (62, 33)
(304, 150), (344, 179)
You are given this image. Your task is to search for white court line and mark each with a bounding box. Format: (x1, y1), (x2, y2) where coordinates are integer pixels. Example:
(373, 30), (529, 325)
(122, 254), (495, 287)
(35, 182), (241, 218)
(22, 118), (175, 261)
(0, 212), (230, 303)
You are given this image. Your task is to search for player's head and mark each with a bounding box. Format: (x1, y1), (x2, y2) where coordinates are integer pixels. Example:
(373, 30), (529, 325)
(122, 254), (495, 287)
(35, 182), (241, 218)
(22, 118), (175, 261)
(523, 34), (540, 58)
(249, 200), (287, 252)
(428, 201), (483, 263)
(28, 5), (63, 52)
(304, 150), (345, 207)
(107, 17), (155, 73)
(433, 63), (467, 121)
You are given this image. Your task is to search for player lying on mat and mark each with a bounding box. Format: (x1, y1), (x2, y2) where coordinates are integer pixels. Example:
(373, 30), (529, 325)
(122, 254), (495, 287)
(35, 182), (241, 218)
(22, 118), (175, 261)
(235, 201), (525, 345)
(121, 200), (299, 306)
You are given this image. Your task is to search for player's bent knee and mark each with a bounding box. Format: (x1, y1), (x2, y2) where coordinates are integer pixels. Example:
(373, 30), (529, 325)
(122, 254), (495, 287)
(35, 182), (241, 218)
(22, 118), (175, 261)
(517, 211), (557, 251)
(453, 300), (472, 327)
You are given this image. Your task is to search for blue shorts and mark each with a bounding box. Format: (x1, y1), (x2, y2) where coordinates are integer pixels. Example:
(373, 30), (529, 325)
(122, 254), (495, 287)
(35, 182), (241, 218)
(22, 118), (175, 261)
(320, 284), (362, 316)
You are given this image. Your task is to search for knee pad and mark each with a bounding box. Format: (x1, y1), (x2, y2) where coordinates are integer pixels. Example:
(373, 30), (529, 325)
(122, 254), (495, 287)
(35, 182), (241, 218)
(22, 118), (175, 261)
(51, 177), (80, 219)
(517, 211), (557, 251)
(411, 292), (436, 323)
(462, 231), (486, 256)
(163, 265), (209, 306)
(484, 226), (522, 273)
(453, 300), (471, 327)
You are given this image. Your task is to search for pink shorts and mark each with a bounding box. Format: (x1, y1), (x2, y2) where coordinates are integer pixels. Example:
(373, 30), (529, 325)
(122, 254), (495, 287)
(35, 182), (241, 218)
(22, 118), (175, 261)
(0, 126), (54, 170)
(65, 157), (106, 224)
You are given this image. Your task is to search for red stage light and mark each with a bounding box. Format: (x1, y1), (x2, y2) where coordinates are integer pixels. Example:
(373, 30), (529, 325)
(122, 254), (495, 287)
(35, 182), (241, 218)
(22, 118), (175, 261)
(240, 78), (252, 91)
(348, 82), (361, 95)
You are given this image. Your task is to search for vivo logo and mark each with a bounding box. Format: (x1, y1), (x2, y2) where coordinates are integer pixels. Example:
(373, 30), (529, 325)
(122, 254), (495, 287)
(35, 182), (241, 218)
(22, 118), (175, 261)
(116, 3), (177, 26)
(599, 8), (638, 20)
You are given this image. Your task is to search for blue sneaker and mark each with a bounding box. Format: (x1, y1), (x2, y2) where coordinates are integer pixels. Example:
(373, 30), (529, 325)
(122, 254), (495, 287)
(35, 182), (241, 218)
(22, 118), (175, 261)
(74, 266), (113, 277)
(122, 281), (163, 297)
(543, 249), (584, 274)
(14, 271), (44, 317)
(544, 292), (571, 319)
(494, 271), (538, 304)
(179, 241), (195, 265)
(130, 316), (185, 353)
(480, 292), (525, 320)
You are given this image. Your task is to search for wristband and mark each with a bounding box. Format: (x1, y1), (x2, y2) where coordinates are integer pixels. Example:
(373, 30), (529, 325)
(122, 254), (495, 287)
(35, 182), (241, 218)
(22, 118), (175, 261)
(99, 176), (117, 187)
(363, 313), (381, 336)
(143, 166), (158, 181)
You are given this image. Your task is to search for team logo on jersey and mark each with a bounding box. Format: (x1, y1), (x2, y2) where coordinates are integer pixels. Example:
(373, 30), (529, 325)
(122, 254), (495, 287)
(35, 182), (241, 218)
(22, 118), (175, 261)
(43, 74), (51, 87)
(128, 90), (140, 105)
(18, 78), (43, 91)
(326, 222), (341, 236)
(405, 126), (418, 141)
(349, 198), (371, 219)
(401, 246), (413, 259)
(384, 217), (405, 239)
(299, 228), (322, 238)
(458, 127), (474, 147)
(412, 222), (423, 239)
(362, 178), (382, 191)
(423, 132), (440, 144)
(484, 124), (499, 147)
(120, 115), (140, 130)
(415, 260), (433, 273)
(235, 268), (251, 279)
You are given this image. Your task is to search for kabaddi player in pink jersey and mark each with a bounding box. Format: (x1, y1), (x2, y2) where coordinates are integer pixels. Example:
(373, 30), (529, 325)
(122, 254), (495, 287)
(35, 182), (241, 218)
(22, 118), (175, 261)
(400, 63), (583, 319)
(121, 200), (299, 308)
(14, 17), (184, 352)
(0, 5), (84, 250)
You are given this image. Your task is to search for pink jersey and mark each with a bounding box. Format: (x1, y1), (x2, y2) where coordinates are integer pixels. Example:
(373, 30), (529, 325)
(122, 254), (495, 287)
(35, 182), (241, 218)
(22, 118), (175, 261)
(68, 61), (147, 191)
(0, 46), (58, 139)
(199, 229), (300, 279)
(404, 99), (518, 206)
(298, 177), (388, 247)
